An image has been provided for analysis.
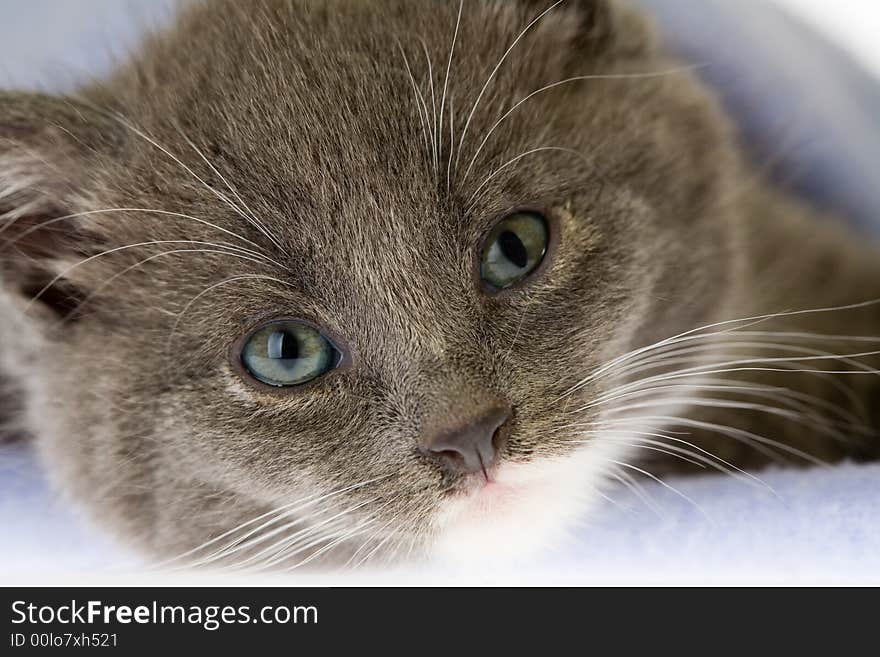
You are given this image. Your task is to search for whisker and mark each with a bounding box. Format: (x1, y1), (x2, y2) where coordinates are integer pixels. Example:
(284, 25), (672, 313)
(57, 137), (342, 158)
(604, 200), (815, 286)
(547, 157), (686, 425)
(419, 38), (439, 180)
(562, 298), (880, 399)
(599, 355), (880, 400)
(454, 0), (565, 176)
(603, 440), (707, 469)
(252, 497), (385, 571)
(344, 514), (400, 569)
(461, 65), (701, 184)
(396, 40), (433, 169)
(198, 506), (356, 572)
(351, 519), (403, 570)
(576, 379), (869, 434)
(0, 208), (277, 261)
(466, 146), (589, 209)
(24, 239), (274, 312)
(166, 273), (298, 354)
(279, 515), (382, 572)
(441, 0), (464, 190)
(108, 112), (288, 254)
(604, 396), (854, 443)
(55, 247), (278, 327)
(572, 428), (776, 495)
(604, 467), (666, 518)
(176, 131), (273, 247)
(600, 415), (828, 465)
(606, 340), (880, 384)
(155, 475), (390, 569)
(606, 459), (708, 519)
(567, 343), (880, 425)
(504, 293), (534, 362)
(446, 94), (456, 191)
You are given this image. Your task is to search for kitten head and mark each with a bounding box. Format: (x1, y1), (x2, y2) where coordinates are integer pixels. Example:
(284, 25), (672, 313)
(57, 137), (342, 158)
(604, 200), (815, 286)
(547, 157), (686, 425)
(0, 0), (740, 567)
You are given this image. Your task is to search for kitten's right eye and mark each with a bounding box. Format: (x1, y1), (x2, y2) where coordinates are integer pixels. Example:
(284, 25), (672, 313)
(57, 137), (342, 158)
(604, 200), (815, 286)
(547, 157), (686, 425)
(239, 320), (341, 387)
(479, 211), (549, 292)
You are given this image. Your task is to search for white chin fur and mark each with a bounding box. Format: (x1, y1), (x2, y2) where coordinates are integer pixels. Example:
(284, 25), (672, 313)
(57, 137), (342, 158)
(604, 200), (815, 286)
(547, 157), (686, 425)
(429, 440), (631, 567)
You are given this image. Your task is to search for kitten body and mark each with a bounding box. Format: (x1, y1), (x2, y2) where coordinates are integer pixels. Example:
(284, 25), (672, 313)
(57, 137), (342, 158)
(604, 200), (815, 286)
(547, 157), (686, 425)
(1, 0), (878, 568)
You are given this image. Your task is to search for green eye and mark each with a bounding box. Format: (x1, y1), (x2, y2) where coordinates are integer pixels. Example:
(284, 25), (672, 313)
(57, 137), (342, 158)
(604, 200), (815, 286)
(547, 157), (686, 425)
(480, 211), (549, 290)
(241, 321), (340, 387)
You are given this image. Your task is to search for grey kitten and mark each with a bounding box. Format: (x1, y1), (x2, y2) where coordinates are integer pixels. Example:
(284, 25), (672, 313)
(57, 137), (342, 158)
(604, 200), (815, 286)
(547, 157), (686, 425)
(1, 0), (879, 570)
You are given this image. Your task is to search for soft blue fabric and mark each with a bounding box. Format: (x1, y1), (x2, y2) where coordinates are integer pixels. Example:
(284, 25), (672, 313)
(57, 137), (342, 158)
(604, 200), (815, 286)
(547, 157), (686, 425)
(0, 0), (177, 92)
(2, 441), (879, 583)
(637, 0), (880, 235)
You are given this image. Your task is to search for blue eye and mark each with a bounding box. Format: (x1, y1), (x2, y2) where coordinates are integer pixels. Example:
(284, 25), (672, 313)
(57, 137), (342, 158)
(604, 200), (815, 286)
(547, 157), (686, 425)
(241, 321), (340, 387)
(480, 211), (549, 290)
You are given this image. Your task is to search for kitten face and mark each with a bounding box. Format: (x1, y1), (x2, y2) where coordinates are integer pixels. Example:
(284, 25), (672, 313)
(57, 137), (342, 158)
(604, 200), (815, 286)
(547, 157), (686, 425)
(0, 0), (740, 566)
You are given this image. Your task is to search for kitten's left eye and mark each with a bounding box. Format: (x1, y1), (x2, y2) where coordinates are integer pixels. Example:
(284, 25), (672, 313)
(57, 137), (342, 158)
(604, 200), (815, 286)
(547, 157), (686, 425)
(240, 320), (340, 387)
(480, 211), (549, 291)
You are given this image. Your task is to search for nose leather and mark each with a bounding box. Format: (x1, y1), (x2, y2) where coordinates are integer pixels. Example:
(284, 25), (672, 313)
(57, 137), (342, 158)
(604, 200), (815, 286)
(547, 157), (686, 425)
(420, 405), (511, 476)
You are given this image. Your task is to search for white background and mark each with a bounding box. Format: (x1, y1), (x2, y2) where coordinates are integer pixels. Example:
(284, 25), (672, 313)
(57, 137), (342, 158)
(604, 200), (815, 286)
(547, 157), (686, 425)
(774, 0), (880, 74)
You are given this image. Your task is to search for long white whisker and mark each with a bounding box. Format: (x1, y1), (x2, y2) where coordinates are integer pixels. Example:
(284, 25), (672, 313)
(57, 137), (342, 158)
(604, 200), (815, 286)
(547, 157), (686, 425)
(600, 415), (827, 465)
(57, 247), (276, 326)
(25, 240), (272, 312)
(419, 38), (439, 180)
(351, 517), (403, 570)
(599, 352), (880, 399)
(607, 459), (708, 519)
(607, 340), (880, 384)
(446, 94), (456, 190)
(562, 298), (880, 398)
(252, 497), (384, 571)
(344, 513), (400, 569)
(192, 497), (380, 571)
(461, 65), (700, 184)
(607, 441), (708, 469)
(397, 40), (433, 167)
(574, 379), (868, 431)
(454, 0), (565, 174)
(107, 113), (287, 254)
(177, 131), (286, 253)
(466, 146), (588, 208)
(439, 0), (463, 189)
(604, 397), (853, 442)
(279, 514), (382, 572)
(0, 208), (275, 260)
(166, 273), (298, 354)
(572, 428), (776, 494)
(155, 474), (390, 569)
(604, 467), (665, 518)
(577, 342), (880, 415)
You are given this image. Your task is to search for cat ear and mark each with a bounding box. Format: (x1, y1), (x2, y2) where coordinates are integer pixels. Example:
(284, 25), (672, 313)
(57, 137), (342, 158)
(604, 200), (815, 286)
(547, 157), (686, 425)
(521, 0), (656, 63)
(0, 92), (123, 318)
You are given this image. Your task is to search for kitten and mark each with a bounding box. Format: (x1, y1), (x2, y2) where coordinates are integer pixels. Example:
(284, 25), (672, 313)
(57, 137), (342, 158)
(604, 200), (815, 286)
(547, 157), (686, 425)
(1, 0), (878, 570)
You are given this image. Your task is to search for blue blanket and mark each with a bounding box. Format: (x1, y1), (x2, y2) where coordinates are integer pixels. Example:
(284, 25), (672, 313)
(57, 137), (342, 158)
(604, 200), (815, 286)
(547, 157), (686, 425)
(638, 0), (880, 234)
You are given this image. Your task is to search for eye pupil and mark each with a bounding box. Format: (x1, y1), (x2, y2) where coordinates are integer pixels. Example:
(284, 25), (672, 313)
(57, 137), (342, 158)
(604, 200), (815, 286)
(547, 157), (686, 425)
(267, 330), (298, 360)
(479, 211), (550, 291)
(498, 230), (528, 268)
(240, 321), (340, 387)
